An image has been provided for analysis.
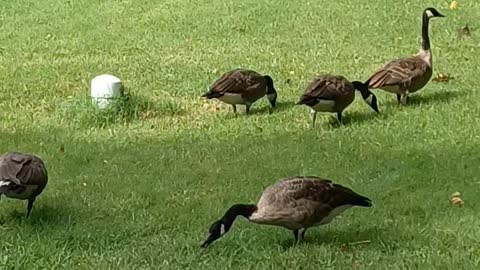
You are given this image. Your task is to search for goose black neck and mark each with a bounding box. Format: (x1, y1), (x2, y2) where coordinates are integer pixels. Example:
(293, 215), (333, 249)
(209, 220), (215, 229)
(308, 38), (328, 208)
(264, 75), (276, 94)
(222, 204), (257, 228)
(352, 81), (369, 98)
(421, 13), (431, 51)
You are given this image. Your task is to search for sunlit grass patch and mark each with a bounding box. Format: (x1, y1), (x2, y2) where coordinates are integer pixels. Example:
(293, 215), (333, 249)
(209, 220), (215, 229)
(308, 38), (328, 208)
(57, 90), (184, 128)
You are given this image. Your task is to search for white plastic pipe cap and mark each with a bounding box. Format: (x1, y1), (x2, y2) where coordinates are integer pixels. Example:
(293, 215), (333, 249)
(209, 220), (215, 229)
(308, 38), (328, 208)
(90, 74), (123, 109)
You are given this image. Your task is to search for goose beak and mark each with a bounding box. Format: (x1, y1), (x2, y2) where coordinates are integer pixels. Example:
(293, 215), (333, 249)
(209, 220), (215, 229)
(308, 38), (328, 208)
(201, 234), (215, 248)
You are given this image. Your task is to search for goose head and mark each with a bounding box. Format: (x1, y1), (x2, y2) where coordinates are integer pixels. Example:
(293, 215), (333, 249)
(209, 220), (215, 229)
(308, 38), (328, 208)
(424, 7), (445, 19)
(352, 81), (379, 113)
(201, 219), (229, 248)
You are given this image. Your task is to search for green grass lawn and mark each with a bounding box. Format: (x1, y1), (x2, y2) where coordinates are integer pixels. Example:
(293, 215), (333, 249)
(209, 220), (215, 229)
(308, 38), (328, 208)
(1, 0), (479, 269)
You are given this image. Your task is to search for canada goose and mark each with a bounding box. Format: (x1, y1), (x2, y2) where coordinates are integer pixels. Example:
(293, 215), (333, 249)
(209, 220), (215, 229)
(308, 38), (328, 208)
(296, 75), (379, 127)
(201, 176), (372, 248)
(201, 69), (277, 114)
(365, 7), (445, 105)
(0, 152), (48, 217)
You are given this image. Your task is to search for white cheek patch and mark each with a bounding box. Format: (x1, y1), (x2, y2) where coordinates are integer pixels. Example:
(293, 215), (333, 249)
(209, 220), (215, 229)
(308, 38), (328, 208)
(220, 224), (226, 235)
(425, 10), (434, 18)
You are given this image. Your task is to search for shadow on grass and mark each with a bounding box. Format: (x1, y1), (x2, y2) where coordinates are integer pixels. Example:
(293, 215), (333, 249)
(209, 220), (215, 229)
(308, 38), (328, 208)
(3, 203), (73, 227)
(275, 226), (383, 250)
(307, 110), (386, 128)
(3, 120), (479, 257)
(340, 110), (391, 126)
(383, 90), (462, 107)
(249, 101), (295, 115)
(408, 91), (462, 106)
(220, 101), (295, 118)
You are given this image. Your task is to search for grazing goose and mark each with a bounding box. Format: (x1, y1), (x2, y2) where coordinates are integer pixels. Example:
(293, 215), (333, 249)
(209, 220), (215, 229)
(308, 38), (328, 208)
(365, 7), (445, 105)
(0, 152), (48, 217)
(201, 176), (372, 247)
(201, 69), (277, 114)
(296, 75), (379, 127)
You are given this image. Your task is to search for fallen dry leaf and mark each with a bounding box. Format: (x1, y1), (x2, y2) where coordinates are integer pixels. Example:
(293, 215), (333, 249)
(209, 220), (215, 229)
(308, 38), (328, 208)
(449, 1), (458, 9)
(449, 191), (464, 207)
(450, 197), (464, 207)
(59, 144), (65, 153)
(432, 73), (453, 83)
(340, 243), (349, 252)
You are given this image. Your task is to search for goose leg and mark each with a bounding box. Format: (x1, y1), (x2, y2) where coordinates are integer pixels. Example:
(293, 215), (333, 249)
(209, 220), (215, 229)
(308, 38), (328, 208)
(26, 198), (35, 218)
(232, 105), (237, 114)
(399, 91), (409, 105)
(336, 112), (343, 125)
(245, 104), (251, 115)
(293, 230), (299, 242)
(310, 110), (317, 128)
(299, 228), (307, 241)
(396, 94), (401, 103)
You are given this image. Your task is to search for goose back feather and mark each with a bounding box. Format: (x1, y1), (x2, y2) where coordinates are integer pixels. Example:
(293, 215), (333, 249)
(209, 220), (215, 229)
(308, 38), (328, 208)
(298, 75), (355, 113)
(203, 69), (268, 104)
(251, 176), (371, 229)
(366, 56), (432, 94)
(0, 152), (48, 216)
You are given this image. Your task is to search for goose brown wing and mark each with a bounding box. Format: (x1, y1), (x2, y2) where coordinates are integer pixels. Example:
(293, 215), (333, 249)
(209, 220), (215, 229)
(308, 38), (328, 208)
(241, 71), (268, 101)
(367, 57), (429, 89)
(298, 76), (351, 106)
(0, 152), (48, 188)
(261, 176), (371, 209)
(209, 69), (263, 96)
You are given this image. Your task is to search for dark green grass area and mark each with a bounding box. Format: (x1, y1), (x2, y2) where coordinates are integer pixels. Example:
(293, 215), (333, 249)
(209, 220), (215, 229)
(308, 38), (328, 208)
(1, 0), (480, 269)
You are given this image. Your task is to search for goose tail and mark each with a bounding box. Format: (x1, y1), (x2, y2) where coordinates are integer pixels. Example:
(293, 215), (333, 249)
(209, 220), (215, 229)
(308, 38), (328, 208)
(352, 194), (372, 207)
(201, 89), (222, 99)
